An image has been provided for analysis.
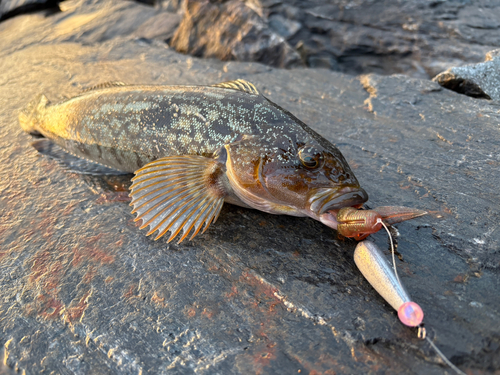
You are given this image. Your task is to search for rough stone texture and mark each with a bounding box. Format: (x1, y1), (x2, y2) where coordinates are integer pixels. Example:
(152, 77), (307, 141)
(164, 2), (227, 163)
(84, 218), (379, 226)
(170, 0), (304, 69)
(0, 1), (499, 374)
(157, 0), (500, 78)
(434, 49), (500, 100)
(269, 0), (500, 78)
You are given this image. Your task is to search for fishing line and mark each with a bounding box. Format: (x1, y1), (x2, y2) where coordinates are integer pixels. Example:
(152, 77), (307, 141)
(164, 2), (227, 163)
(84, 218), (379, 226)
(376, 218), (467, 375)
(378, 219), (401, 288)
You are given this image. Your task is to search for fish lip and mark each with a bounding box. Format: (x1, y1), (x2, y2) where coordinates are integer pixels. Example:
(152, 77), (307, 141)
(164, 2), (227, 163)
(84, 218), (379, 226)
(310, 187), (368, 215)
(320, 188), (368, 213)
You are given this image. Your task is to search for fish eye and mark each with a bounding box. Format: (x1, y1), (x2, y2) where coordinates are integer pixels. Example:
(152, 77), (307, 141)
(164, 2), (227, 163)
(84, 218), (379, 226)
(298, 146), (324, 169)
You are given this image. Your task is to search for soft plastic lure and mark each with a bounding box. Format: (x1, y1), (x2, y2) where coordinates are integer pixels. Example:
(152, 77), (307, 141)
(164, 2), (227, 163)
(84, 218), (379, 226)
(336, 205), (427, 240)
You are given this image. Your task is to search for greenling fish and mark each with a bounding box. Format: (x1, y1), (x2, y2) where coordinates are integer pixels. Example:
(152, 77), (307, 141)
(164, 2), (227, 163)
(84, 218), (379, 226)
(19, 79), (368, 243)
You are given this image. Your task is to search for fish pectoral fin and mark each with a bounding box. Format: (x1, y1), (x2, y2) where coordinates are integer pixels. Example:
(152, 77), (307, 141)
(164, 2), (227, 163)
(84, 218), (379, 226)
(81, 81), (127, 93)
(130, 155), (227, 244)
(31, 139), (127, 175)
(211, 79), (259, 95)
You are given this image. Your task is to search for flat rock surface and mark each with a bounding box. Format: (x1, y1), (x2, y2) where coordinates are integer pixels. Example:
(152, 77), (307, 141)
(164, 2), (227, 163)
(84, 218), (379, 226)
(1, 1), (499, 374)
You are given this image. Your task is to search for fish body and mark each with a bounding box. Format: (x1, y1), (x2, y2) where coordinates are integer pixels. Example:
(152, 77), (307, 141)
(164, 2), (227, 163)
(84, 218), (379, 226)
(20, 79), (368, 242)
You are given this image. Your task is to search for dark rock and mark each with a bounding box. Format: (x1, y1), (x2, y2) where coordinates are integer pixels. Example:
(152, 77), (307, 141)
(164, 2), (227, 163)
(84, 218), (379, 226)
(274, 4), (301, 21)
(259, 0), (500, 77)
(307, 53), (338, 70)
(170, 0), (303, 68)
(0, 0), (59, 21)
(433, 49), (500, 100)
(0, 1), (499, 374)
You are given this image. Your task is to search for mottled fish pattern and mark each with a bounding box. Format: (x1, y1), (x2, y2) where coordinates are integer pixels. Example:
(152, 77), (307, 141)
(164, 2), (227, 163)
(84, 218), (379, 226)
(20, 79), (368, 242)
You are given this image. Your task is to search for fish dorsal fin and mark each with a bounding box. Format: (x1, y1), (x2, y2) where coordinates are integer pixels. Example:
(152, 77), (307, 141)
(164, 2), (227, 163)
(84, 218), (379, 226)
(211, 79), (259, 95)
(130, 155), (227, 243)
(82, 81), (127, 93)
(38, 94), (49, 109)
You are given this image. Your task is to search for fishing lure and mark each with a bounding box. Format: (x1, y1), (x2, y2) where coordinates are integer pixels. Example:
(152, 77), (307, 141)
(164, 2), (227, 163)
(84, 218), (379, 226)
(336, 205), (427, 240)
(352, 221), (466, 375)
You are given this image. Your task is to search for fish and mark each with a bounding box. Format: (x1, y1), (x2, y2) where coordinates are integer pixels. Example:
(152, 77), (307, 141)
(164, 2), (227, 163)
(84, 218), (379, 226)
(19, 79), (369, 242)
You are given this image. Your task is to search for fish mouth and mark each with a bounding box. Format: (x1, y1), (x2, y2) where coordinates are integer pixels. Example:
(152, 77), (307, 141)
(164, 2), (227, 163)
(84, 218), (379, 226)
(308, 187), (368, 230)
(309, 187), (368, 215)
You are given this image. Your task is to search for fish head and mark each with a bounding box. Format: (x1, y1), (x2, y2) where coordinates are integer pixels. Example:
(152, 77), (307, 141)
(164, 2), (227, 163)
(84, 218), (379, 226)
(224, 134), (368, 228)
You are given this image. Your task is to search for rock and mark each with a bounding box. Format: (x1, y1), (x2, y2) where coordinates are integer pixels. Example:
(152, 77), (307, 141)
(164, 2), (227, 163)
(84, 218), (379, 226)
(268, 14), (301, 39)
(433, 49), (500, 100)
(170, 0), (304, 68)
(307, 53), (338, 70)
(0, 0), (59, 21)
(111, 0), (500, 78)
(0, 1), (499, 374)
(157, 0), (186, 13)
(133, 11), (182, 42)
(2, 1), (183, 47)
(218, 0), (500, 78)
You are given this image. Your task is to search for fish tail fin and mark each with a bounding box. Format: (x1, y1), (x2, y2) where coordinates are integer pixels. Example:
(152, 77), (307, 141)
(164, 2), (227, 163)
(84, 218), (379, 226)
(19, 94), (49, 134)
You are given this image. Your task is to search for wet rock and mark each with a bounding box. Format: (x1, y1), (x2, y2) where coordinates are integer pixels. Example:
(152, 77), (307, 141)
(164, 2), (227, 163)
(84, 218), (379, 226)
(433, 49), (500, 100)
(170, 0), (303, 68)
(0, 1), (499, 375)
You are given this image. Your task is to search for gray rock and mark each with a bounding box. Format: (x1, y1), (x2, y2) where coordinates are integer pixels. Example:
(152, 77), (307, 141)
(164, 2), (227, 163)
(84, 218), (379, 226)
(170, 0), (304, 68)
(0, 1), (499, 374)
(433, 49), (500, 100)
(307, 53), (338, 70)
(254, 0), (500, 77)
(268, 14), (301, 39)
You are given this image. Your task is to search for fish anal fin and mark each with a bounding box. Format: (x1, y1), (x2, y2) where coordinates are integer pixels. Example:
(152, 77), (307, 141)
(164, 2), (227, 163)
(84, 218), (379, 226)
(82, 82), (127, 93)
(211, 79), (259, 95)
(130, 155), (228, 243)
(31, 139), (127, 175)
